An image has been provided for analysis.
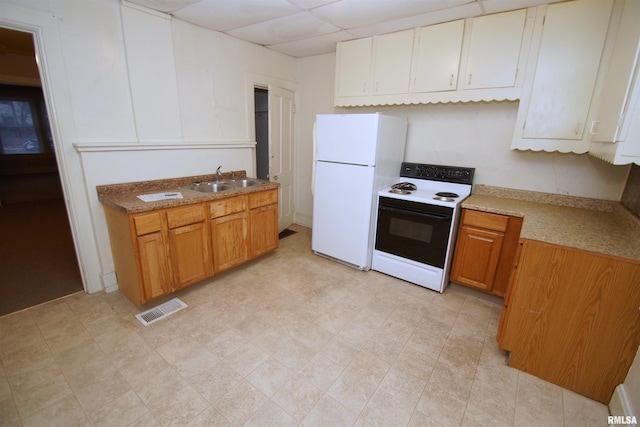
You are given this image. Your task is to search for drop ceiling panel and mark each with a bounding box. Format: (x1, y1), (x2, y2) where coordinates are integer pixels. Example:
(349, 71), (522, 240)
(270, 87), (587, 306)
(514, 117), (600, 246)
(268, 30), (354, 57)
(311, 0), (476, 29)
(125, 0), (203, 13)
(479, 0), (562, 14)
(287, 0), (337, 9)
(125, 0), (570, 58)
(347, 2), (482, 39)
(227, 11), (340, 45)
(173, 0), (300, 32)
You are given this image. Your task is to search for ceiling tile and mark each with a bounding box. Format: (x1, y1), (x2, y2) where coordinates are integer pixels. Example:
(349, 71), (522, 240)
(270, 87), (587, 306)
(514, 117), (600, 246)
(479, 0), (565, 14)
(267, 30), (353, 57)
(125, 0), (203, 13)
(347, 2), (482, 38)
(125, 0), (565, 58)
(227, 11), (340, 45)
(311, 0), (476, 29)
(286, 0), (337, 9)
(173, 0), (301, 31)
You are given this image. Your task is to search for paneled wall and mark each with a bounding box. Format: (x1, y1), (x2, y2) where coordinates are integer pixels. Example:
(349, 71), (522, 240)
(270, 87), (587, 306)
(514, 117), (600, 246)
(1, 0), (297, 293)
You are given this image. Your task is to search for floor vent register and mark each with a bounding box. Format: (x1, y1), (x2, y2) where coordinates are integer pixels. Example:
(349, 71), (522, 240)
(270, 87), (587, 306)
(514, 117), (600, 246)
(135, 298), (187, 326)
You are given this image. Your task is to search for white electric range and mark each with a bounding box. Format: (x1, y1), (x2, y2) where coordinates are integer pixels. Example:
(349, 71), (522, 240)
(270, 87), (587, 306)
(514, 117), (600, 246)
(372, 162), (475, 292)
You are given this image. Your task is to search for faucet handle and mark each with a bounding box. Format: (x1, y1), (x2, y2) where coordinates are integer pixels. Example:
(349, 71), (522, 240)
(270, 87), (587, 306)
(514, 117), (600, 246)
(231, 170), (235, 181)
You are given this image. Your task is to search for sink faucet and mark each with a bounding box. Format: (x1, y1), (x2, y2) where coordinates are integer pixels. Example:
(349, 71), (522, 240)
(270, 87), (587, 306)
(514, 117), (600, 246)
(216, 166), (222, 182)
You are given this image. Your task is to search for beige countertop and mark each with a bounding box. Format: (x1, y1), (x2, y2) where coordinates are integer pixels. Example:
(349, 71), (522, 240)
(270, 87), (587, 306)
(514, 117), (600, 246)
(462, 186), (640, 262)
(97, 171), (279, 214)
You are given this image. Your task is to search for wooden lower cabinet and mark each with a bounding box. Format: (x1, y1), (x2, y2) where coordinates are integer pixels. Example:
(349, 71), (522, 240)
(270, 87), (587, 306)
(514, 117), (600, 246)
(136, 231), (171, 301)
(103, 188), (279, 308)
(210, 196), (248, 273)
(248, 189), (279, 258)
(451, 209), (522, 296)
(498, 239), (640, 403)
(166, 204), (213, 290)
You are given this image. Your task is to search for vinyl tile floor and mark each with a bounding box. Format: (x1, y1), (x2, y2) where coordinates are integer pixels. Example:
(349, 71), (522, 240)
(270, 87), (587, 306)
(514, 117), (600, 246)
(0, 224), (610, 426)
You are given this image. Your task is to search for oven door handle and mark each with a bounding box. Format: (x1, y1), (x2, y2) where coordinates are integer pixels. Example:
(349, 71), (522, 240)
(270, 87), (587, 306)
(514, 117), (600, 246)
(379, 205), (451, 220)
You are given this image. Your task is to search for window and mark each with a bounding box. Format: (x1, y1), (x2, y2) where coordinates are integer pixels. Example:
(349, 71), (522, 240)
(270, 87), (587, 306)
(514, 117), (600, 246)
(0, 84), (53, 155)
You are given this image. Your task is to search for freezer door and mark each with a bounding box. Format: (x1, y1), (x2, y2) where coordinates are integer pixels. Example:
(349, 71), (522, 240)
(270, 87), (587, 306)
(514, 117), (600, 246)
(312, 161), (376, 269)
(315, 114), (380, 166)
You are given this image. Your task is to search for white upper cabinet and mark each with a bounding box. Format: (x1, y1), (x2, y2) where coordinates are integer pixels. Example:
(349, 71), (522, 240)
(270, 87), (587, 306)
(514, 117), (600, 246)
(463, 9), (527, 90)
(372, 30), (414, 95)
(588, 0), (640, 165)
(411, 20), (465, 93)
(333, 7), (535, 107)
(334, 37), (373, 98)
(512, 0), (613, 152)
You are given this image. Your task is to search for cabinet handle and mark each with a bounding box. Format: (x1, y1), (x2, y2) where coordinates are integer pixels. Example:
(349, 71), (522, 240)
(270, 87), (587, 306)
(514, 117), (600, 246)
(575, 121), (583, 136)
(589, 120), (599, 135)
(468, 73), (472, 86)
(450, 74), (454, 86)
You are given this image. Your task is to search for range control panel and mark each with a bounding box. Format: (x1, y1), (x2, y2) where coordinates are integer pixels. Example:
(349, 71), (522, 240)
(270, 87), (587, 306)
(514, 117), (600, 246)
(400, 162), (475, 185)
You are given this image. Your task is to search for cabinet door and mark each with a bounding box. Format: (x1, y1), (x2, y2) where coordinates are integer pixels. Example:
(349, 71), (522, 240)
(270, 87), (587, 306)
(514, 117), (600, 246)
(335, 38), (372, 97)
(372, 29), (414, 95)
(451, 225), (504, 291)
(500, 240), (640, 403)
(464, 9), (527, 89)
(211, 211), (247, 273)
(249, 204), (278, 259)
(137, 231), (171, 302)
(412, 20), (464, 93)
(522, 0), (612, 140)
(590, 0), (640, 143)
(588, 0), (640, 165)
(168, 222), (213, 289)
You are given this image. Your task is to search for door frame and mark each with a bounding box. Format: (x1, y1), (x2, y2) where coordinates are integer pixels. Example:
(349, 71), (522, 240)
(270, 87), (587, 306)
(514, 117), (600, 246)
(244, 73), (298, 228)
(0, 6), (94, 292)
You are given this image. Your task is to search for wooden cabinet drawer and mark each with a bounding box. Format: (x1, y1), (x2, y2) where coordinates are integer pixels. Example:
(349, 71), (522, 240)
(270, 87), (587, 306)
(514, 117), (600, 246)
(249, 189), (278, 209)
(166, 204), (206, 229)
(209, 196), (246, 218)
(462, 209), (508, 232)
(133, 211), (162, 236)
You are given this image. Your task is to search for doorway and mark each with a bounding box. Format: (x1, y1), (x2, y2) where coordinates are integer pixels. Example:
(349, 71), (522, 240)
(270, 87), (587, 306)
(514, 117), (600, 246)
(254, 88), (269, 181)
(0, 28), (83, 316)
(253, 85), (295, 232)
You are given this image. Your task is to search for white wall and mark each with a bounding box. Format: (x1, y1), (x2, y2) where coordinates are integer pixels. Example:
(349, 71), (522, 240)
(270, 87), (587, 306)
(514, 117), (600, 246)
(294, 53), (337, 227)
(294, 53), (631, 226)
(1, 0), (297, 293)
(610, 346), (640, 419)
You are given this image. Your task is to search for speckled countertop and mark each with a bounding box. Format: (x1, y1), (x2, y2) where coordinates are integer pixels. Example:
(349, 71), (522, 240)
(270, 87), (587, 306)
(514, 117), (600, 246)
(463, 185), (640, 261)
(97, 171), (279, 214)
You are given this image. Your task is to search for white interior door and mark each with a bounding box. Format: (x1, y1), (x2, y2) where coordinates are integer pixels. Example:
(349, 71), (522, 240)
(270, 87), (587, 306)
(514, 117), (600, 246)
(269, 85), (294, 232)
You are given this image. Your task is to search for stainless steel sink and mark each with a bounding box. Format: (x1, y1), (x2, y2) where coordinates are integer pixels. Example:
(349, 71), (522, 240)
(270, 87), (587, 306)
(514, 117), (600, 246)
(229, 179), (262, 188)
(183, 182), (234, 193)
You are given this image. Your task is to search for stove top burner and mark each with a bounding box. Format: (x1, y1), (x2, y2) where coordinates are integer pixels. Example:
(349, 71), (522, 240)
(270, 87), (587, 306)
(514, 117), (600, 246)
(433, 196), (455, 202)
(392, 182), (418, 191)
(389, 188), (411, 195)
(435, 191), (459, 198)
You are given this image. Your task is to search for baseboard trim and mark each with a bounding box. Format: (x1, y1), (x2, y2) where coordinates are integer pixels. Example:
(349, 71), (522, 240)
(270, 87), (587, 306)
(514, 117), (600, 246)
(101, 271), (119, 293)
(610, 384), (637, 420)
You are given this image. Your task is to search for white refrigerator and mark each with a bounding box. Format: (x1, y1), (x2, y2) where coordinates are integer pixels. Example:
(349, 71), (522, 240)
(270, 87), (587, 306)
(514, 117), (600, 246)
(312, 113), (408, 270)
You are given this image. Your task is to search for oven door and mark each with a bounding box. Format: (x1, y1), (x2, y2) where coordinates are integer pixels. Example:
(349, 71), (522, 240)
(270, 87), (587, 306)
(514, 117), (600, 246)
(375, 196), (453, 268)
